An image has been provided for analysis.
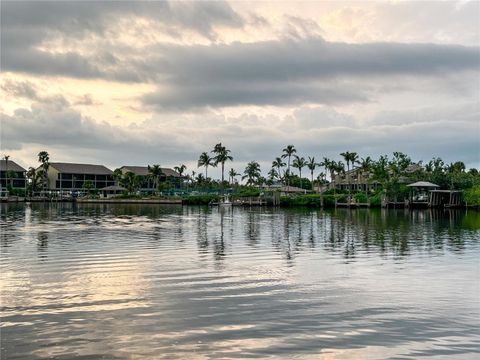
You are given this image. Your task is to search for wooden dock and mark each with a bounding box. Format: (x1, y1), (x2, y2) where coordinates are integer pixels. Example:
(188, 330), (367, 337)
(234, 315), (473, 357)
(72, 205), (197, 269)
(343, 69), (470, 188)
(335, 202), (370, 208)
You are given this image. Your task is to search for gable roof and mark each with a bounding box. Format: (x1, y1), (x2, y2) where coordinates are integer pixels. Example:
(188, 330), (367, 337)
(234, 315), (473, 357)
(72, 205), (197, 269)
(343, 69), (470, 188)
(0, 160), (26, 172)
(120, 166), (181, 178)
(407, 181), (439, 188)
(49, 162), (113, 175)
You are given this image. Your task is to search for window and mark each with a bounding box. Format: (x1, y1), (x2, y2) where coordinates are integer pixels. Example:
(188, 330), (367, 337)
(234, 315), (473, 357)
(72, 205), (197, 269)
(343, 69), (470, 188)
(61, 181), (73, 188)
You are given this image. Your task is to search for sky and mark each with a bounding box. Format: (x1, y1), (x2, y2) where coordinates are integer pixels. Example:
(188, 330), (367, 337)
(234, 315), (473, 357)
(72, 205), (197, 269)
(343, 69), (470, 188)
(1, 0), (479, 178)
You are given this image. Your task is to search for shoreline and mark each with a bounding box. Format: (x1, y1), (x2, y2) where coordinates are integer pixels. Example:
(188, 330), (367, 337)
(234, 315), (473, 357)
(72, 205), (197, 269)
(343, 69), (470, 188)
(1, 197), (478, 209)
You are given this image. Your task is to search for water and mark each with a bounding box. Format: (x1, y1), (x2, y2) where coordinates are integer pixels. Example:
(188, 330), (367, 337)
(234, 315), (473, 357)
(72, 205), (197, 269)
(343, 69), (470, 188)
(1, 203), (479, 359)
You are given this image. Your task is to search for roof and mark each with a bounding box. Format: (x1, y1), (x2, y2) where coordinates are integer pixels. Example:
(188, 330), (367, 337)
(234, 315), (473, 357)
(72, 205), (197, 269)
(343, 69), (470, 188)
(267, 185), (306, 193)
(120, 166), (181, 178)
(0, 160), (26, 172)
(407, 181), (439, 188)
(101, 185), (126, 191)
(430, 189), (463, 193)
(49, 162), (113, 175)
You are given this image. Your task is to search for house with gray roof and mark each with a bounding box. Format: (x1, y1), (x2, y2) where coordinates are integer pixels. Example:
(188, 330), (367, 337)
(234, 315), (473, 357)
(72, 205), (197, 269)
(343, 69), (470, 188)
(44, 162), (115, 192)
(1, 159), (26, 195)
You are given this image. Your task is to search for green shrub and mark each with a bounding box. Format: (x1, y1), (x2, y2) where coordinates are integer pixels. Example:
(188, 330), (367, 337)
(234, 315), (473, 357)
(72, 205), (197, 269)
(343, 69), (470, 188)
(465, 185), (480, 206)
(369, 192), (382, 207)
(234, 188), (260, 198)
(280, 194), (321, 207)
(183, 194), (220, 205)
(354, 192), (368, 203)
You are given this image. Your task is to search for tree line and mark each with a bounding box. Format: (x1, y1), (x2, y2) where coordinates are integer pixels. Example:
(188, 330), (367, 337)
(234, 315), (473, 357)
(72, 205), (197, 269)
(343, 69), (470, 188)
(4, 146), (479, 198)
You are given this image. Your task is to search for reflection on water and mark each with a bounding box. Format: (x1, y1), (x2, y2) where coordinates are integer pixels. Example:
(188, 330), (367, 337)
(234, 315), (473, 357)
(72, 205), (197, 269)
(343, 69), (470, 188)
(1, 203), (479, 359)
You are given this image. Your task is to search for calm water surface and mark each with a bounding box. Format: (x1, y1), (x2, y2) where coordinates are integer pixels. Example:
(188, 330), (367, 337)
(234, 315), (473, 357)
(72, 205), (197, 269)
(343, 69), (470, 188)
(1, 203), (479, 359)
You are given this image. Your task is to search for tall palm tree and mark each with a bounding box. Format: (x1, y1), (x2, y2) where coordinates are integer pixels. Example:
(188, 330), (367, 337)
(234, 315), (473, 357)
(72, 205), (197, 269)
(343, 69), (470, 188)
(320, 158), (332, 189)
(37, 151), (50, 192)
(242, 161), (261, 186)
(198, 152), (215, 179)
(281, 145), (296, 186)
(148, 164), (163, 193)
(329, 160), (345, 196)
(359, 156), (373, 195)
(306, 156), (318, 190)
(292, 155), (307, 189)
(212, 143), (233, 184)
(228, 168), (240, 185)
(340, 151), (358, 198)
(272, 157), (286, 184)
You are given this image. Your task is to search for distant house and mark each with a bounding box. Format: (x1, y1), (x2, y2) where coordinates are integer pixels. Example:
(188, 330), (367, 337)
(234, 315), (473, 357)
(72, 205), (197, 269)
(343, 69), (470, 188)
(44, 162), (114, 192)
(332, 168), (379, 192)
(0, 159), (26, 195)
(119, 166), (182, 193)
(265, 184), (307, 196)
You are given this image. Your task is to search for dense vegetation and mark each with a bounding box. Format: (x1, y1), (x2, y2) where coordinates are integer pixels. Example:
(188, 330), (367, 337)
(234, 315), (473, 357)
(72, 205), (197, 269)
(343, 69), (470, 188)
(4, 145), (479, 207)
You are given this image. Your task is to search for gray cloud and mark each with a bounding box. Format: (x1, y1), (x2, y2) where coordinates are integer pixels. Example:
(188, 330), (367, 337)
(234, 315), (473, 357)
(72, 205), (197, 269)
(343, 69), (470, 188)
(140, 39), (479, 109)
(1, 0), (244, 77)
(1, 79), (71, 108)
(1, 79), (39, 100)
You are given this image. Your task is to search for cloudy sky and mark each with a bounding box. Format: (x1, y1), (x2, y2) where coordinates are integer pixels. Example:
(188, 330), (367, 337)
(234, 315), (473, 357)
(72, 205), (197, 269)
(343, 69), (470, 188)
(1, 0), (479, 176)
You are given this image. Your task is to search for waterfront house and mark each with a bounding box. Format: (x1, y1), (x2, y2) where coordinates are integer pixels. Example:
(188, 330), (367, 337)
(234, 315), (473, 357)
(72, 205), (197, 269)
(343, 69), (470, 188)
(265, 184), (307, 196)
(332, 168), (379, 192)
(44, 162), (115, 193)
(119, 166), (182, 193)
(0, 159), (26, 196)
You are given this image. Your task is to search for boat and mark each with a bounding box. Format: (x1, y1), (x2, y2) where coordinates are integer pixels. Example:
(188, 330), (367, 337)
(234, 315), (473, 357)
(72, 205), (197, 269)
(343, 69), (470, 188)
(209, 195), (234, 206)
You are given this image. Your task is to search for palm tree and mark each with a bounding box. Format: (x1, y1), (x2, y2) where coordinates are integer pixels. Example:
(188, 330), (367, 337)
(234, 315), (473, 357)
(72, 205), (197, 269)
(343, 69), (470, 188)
(359, 156), (373, 195)
(212, 143), (233, 184)
(26, 167), (40, 196)
(281, 145), (296, 186)
(190, 170), (196, 186)
(121, 171), (142, 194)
(195, 173), (205, 184)
(37, 151), (50, 192)
(292, 155), (307, 189)
(320, 157), (332, 185)
(340, 151), (358, 199)
(228, 168), (240, 185)
(242, 161), (261, 186)
(198, 152), (215, 179)
(329, 160), (345, 196)
(174, 164), (187, 177)
(306, 156), (318, 191)
(174, 164), (187, 189)
(272, 157), (286, 184)
(148, 164), (163, 193)
(267, 168), (278, 184)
